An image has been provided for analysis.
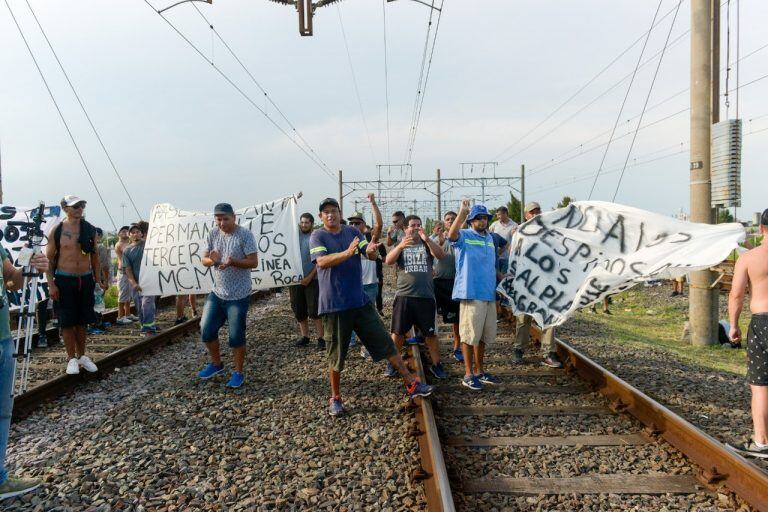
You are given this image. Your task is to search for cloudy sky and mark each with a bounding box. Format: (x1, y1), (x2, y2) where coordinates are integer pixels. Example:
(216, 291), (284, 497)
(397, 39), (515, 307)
(1, 0), (766, 229)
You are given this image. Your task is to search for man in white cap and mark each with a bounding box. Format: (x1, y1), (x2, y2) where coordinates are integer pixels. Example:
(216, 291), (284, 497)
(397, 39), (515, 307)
(513, 202), (563, 369)
(45, 196), (103, 375)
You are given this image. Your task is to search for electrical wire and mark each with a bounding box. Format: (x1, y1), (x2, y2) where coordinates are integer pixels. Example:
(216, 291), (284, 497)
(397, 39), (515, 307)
(404, 0), (436, 163)
(4, 0), (117, 230)
(141, 0), (339, 183)
(492, 2), (685, 163)
(382, 0), (391, 164)
(336, 6), (377, 168)
(190, 3), (337, 180)
(24, 0), (142, 220)
(587, 0), (664, 200)
(612, 0), (682, 201)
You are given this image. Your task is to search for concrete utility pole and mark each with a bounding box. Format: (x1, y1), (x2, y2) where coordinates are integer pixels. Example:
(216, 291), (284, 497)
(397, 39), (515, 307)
(520, 164), (526, 222)
(338, 170), (344, 216)
(436, 168), (442, 220)
(689, 0), (719, 346)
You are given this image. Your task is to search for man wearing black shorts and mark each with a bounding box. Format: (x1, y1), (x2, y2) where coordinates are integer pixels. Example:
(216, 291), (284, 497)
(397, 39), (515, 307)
(310, 198), (433, 416)
(385, 214), (447, 379)
(291, 212), (325, 349)
(729, 208), (768, 458)
(45, 196), (104, 375)
(432, 211), (463, 362)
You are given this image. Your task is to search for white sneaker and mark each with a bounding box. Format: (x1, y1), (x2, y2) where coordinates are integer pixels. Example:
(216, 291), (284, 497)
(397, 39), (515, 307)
(116, 317), (132, 325)
(128, 315), (140, 322)
(79, 355), (98, 373)
(66, 358), (80, 375)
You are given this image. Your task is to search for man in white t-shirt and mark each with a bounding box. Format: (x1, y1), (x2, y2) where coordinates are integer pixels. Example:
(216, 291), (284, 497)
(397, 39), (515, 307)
(488, 205), (517, 274)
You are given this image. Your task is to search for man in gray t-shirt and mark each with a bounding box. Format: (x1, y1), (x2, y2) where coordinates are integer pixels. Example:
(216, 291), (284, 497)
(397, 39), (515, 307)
(290, 212), (324, 349)
(384, 214), (447, 379)
(431, 211), (463, 362)
(198, 203), (258, 389)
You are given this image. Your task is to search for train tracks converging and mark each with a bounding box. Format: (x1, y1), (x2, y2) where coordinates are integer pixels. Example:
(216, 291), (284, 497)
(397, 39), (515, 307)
(410, 327), (768, 512)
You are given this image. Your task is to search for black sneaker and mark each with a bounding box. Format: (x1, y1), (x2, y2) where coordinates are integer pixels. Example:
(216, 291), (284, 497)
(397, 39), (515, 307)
(512, 349), (524, 365)
(316, 337), (326, 350)
(36, 335), (48, 348)
(542, 351), (563, 369)
(295, 336), (310, 347)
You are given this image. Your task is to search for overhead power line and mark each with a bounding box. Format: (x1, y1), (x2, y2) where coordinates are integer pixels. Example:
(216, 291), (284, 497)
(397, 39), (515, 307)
(141, 0), (339, 184)
(382, 0), (391, 163)
(4, 0), (117, 229)
(23, 0), (142, 220)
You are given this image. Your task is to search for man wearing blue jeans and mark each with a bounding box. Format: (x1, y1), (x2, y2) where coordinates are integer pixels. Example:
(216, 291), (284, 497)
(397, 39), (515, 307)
(0, 244), (49, 499)
(197, 203), (258, 388)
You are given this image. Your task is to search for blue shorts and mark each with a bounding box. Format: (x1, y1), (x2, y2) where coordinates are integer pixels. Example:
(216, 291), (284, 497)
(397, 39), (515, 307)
(200, 294), (250, 348)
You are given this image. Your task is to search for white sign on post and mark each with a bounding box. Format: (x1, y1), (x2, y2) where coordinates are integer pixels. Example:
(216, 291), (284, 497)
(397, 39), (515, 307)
(139, 196), (303, 295)
(0, 204), (65, 308)
(497, 201), (745, 329)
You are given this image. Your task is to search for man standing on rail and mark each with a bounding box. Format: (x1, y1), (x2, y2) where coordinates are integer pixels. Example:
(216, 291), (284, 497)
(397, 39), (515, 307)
(123, 222), (158, 337)
(431, 212), (464, 363)
(45, 196), (102, 375)
(291, 212), (325, 349)
(513, 202), (563, 369)
(310, 197), (433, 416)
(728, 208), (768, 458)
(198, 203), (258, 389)
(447, 200), (502, 391)
(114, 225), (135, 326)
(384, 214), (447, 379)
(0, 237), (49, 499)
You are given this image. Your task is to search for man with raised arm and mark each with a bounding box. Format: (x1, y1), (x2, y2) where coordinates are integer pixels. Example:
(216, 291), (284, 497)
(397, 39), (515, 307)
(447, 199), (502, 391)
(45, 196), (103, 375)
(729, 208), (768, 458)
(310, 197), (433, 416)
(0, 236), (48, 499)
(431, 212), (463, 362)
(197, 203), (258, 389)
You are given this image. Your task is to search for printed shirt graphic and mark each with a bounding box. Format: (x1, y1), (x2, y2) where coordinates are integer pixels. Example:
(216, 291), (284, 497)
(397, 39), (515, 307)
(395, 241), (434, 298)
(206, 226), (257, 301)
(309, 225), (369, 315)
(298, 231), (316, 280)
(451, 228), (497, 301)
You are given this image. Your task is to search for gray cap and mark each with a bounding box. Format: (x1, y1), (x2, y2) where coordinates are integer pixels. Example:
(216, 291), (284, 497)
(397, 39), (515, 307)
(524, 201), (541, 214)
(214, 203), (235, 215)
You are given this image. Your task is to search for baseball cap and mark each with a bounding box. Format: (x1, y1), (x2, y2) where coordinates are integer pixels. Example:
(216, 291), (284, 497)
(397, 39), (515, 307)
(347, 212), (365, 222)
(319, 198), (340, 212)
(524, 202), (541, 214)
(61, 195), (85, 207)
(213, 203), (235, 215)
(467, 204), (491, 222)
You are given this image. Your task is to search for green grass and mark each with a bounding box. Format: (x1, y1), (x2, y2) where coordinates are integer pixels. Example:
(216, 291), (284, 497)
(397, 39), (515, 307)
(104, 285), (118, 309)
(576, 287), (748, 376)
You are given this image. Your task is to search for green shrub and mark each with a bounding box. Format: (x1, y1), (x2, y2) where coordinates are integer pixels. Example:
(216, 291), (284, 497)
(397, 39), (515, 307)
(104, 285), (118, 309)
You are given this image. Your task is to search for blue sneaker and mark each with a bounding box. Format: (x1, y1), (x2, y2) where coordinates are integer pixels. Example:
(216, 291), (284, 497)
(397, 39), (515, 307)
(407, 380), (434, 399)
(226, 371), (245, 388)
(453, 348), (464, 363)
(328, 397), (345, 416)
(462, 374), (482, 391)
(429, 362), (448, 379)
(406, 336), (425, 346)
(198, 363), (224, 380)
(478, 372), (499, 385)
(383, 362), (398, 378)
(87, 326), (104, 335)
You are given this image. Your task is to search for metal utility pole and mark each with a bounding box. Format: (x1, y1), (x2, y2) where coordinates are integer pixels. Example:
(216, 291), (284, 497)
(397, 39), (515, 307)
(436, 168), (442, 220)
(338, 170), (344, 216)
(520, 164), (526, 222)
(689, 0), (719, 346)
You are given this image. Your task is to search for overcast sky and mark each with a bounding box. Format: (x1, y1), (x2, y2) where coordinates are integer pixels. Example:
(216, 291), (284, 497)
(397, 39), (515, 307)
(1, 0), (766, 229)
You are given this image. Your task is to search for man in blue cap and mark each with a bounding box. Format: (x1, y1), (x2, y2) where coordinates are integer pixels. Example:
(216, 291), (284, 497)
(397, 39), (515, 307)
(447, 199), (502, 391)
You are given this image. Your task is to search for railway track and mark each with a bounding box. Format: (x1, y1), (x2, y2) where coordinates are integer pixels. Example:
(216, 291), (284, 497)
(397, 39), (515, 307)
(11, 292), (266, 420)
(410, 327), (768, 511)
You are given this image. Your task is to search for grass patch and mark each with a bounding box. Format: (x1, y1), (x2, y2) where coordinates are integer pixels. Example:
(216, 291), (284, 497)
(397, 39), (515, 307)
(104, 285), (118, 309)
(573, 287), (748, 376)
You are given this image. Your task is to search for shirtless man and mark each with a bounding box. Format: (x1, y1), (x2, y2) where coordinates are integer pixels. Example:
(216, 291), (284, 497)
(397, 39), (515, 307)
(729, 208), (768, 458)
(114, 226), (134, 325)
(46, 196), (104, 375)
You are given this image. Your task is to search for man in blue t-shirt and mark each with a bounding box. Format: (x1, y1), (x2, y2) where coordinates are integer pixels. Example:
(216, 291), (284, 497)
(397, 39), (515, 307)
(448, 200), (503, 391)
(310, 198), (433, 416)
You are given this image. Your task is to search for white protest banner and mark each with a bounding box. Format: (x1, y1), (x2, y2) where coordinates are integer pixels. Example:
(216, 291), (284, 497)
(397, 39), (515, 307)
(497, 201), (745, 329)
(0, 204), (65, 308)
(139, 196), (303, 295)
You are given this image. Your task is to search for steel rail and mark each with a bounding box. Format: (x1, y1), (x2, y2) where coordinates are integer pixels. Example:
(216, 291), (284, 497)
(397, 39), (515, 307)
(410, 345), (455, 511)
(555, 338), (768, 512)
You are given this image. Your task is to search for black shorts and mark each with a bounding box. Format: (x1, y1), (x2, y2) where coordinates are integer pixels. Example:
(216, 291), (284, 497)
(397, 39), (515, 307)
(54, 272), (96, 328)
(322, 303), (397, 372)
(747, 314), (768, 386)
(289, 280), (319, 321)
(391, 296), (436, 336)
(434, 278), (459, 324)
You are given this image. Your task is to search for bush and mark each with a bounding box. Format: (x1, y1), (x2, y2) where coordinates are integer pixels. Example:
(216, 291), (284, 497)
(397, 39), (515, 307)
(104, 285), (118, 309)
